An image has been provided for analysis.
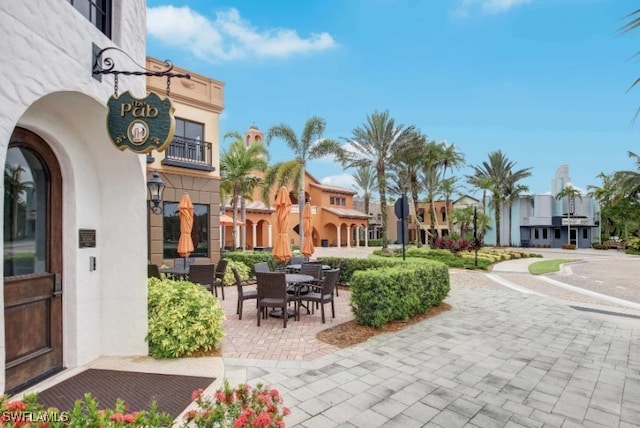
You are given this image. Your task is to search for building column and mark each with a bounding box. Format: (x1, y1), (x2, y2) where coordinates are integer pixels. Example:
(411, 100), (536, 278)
(267, 224), (272, 247)
(356, 226), (360, 247)
(336, 225), (341, 248)
(252, 223), (257, 248)
(219, 225), (223, 248)
(346, 225), (351, 247)
(365, 227), (368, 247)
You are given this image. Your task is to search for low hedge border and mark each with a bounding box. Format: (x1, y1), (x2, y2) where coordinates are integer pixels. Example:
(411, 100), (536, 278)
(222, 251), (275, 274)
(319, 256), (409, 284)
(350, 263), (450, 327)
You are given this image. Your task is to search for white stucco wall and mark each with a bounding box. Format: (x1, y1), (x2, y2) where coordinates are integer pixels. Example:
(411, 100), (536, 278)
(0, 0), (148, 391)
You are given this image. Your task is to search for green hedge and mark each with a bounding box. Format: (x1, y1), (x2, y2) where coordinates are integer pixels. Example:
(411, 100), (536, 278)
(222, 251), (275, 274)
(319, 256), (409, 284)
(350, 263), (449, 327)
(358, 239), (382, 247)
(147, 278), (225, 358)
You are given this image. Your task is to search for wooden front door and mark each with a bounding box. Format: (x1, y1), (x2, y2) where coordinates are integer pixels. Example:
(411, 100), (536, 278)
(4, 128), (63, 393)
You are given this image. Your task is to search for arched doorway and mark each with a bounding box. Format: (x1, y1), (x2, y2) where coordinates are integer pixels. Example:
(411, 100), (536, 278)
(3, 128), (63, 393)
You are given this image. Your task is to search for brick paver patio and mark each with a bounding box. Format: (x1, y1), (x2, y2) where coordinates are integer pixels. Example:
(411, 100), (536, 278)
(219, 282), (355, 361)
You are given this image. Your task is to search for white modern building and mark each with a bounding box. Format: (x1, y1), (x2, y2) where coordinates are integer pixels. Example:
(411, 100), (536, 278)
(483, 165), (600, 248)
(1, 1), (148, 393)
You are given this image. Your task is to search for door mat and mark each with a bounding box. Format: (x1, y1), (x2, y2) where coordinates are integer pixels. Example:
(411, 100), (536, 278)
(34, 369), (215, 418)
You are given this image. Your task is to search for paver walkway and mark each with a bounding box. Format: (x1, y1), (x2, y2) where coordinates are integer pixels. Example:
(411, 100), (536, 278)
(223, 249), (640, 427)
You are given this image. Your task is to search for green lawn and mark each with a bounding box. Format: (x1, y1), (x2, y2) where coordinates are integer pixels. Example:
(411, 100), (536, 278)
(528, 259), (576, 275)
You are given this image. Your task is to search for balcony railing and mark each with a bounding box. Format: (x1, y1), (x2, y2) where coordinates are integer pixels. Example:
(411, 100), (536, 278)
(161, 136), (215, 171)
(290, 205), (317, 214)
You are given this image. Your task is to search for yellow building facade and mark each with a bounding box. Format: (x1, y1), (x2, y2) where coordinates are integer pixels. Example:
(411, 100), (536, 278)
(145, 58), (224, 266)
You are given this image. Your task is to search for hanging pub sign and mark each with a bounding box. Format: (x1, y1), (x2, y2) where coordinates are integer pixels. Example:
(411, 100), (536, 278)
(106, 91), (175, 154)
(92, 45), (190, 155)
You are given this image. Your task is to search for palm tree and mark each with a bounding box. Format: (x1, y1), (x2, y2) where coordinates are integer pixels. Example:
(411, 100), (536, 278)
(220, 133), (269, 250)
(352, 165), (377, 216)
(452, 205), (491, 241)
(422, 140), (444, 243)
(4, 164), (34, 240)
(439, 142), (465, 231)
(467, 151), (532, 246)
(393, 130), (428, 246)
(587, 172), (615, 241)
(621, 10), (640, 120)
(613, 151), (640, 199)
(438, 177), (459, 235)
(503, 181), (530, 246)
(264, 116), (342, 248)
(555, 184), (582, 246)
(341, 110), (413, 249)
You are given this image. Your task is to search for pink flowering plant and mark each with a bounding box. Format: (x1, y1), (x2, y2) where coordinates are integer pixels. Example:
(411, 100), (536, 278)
(183, 380), (290, 428)
(0, 392), (173, 427)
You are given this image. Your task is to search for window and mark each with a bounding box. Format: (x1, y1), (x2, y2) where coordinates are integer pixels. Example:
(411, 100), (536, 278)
(341, 197), (346, 206)
(169, 118), (206, 163)
(330, 196), (335, 205)
(582, 229), (588, 240)
(543, 228), (548, 240)
(163, 202), (209, 258)
(534, 229), (539, 239)
(175, 118), (204, 140)
(554, 229), (561, 239)
(441, 207), (446, 222)
(69, 0), (111, 37)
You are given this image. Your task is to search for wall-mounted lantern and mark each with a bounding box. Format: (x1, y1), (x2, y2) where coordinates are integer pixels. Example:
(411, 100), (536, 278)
(147, 171), (165, 214)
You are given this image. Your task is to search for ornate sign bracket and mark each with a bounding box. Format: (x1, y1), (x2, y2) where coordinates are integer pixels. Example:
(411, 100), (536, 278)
(92, 45), (191, 96)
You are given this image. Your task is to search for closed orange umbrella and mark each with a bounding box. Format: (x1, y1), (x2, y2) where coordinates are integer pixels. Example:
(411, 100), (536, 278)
(273, 186), (292, 263)
(301, 202), (314, 258)
(177, 192), (194, 257)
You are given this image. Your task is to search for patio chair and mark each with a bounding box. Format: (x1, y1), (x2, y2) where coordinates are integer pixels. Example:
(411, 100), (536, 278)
(253, 262), (271, 274)
(148, 264), (161, 279)
(188, 264), (215, 294)
(174, 257), (194, 269)
(256, 272), (296, 328)
(290, 256), (306, 265)
(299, 269), (339, 323)
(233, 267), (257, 320)
(212, 259), (228, 300)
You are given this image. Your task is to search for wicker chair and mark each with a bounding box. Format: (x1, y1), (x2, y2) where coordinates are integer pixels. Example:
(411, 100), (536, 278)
(256, 272), (296, 328)
(299, 269), (339, 323)
(289, 256), (307, 265)
(148, 264), (161, 279)
(253, 262), (271, 273)
(188, 264), (215, 293)
(233, 267), (257, 320)
(212, 259), (228, 300)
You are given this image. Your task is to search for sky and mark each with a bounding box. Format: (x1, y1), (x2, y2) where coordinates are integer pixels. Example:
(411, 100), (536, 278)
(146, 0), (640, 199)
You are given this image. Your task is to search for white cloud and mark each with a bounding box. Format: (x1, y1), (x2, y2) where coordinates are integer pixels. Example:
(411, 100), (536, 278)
(454, 0), (532, 17)
(321, 174), (358, 192)
(147, 6), (337, 62)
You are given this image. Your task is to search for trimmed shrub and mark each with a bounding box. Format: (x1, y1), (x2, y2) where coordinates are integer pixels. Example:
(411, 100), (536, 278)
(147, 277), (225, 358)
(350, 263), (450, 327)
(626, 237), (640, 251)
(319, 256), (409, 284)
(222, 259), (252, 286)
(222, 251), (275, 274)
(561, 244), (576, 250)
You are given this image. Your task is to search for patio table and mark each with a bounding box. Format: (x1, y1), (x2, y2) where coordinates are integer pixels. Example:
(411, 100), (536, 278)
(159, 267), (189, 280)
(269, 274), (314, 318)
(286, 264), (331, 272)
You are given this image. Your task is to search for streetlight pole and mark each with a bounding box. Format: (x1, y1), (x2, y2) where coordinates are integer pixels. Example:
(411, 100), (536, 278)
(473, 206), (478, 268)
